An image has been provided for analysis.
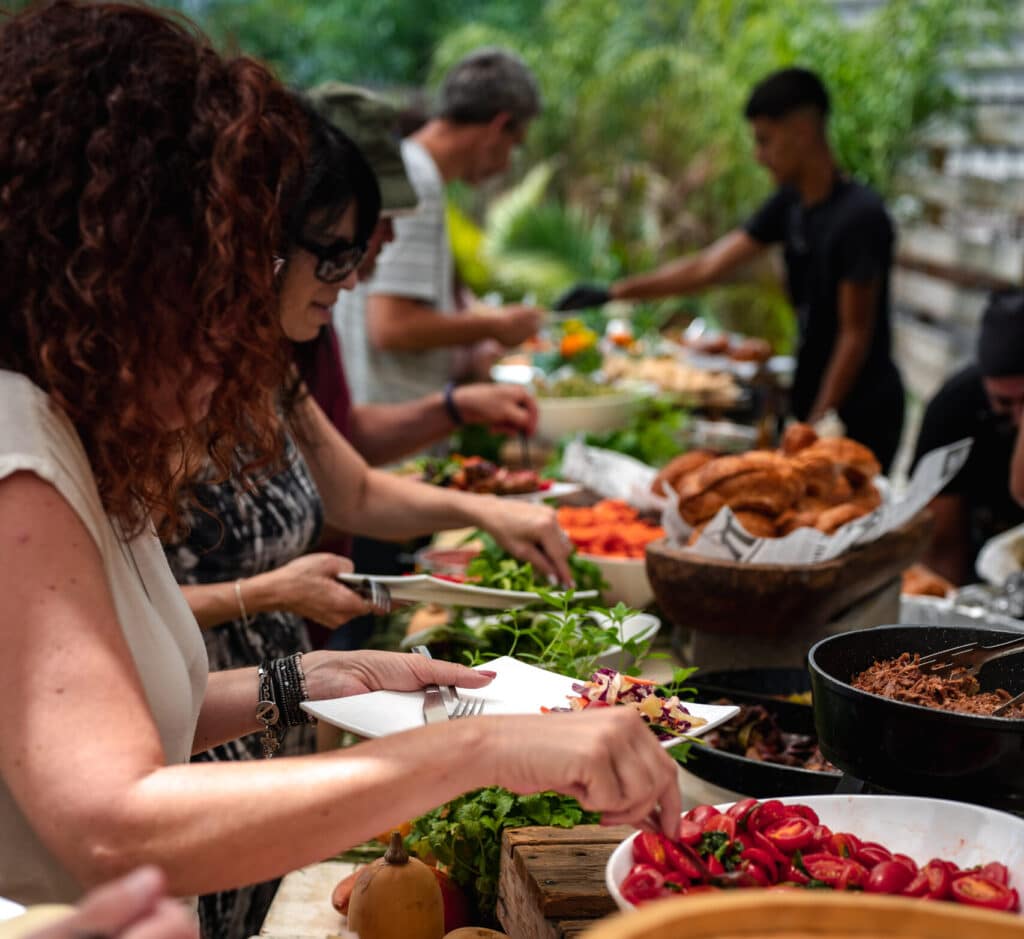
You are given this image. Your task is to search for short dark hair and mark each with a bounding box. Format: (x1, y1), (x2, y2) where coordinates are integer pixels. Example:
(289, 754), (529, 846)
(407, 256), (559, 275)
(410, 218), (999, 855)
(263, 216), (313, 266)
(438, 47), (541, 127)
(289, 96), (381, 250)
(978, 288), (1024, 377)
(744, 67), (830, 121)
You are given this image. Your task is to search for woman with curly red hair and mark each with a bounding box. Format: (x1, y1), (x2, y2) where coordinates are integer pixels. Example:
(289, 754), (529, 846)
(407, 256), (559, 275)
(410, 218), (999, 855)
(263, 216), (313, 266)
(0, 0), (682, 926)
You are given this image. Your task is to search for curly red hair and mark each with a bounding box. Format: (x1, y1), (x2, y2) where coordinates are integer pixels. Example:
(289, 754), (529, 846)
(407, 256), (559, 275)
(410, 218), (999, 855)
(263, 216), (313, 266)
(0, 1), (305, 535)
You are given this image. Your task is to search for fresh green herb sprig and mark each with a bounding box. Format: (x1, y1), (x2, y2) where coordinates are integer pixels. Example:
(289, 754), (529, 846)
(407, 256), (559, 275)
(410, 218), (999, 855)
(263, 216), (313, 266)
(464, 531), (605, 594)
(457, 595), (649, 681)
(408, 788), (600, 923)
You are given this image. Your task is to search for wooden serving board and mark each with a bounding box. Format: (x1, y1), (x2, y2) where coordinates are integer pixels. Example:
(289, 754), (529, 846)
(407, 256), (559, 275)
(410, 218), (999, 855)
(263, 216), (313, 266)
(645, 509), (933, 638)
(497, 825), (634, 939)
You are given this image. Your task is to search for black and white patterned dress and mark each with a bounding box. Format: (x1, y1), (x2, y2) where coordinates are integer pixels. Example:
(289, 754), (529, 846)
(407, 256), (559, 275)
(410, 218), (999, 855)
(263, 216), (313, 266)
(164, 434), (324, 939)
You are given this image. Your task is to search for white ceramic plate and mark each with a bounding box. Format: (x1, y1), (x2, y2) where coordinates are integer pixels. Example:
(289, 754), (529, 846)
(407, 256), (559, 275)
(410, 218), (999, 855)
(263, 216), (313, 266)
(0, 897), (26, 922)
(503, 480), (584, 502)
(337, 572), (597, 611)
(606, 794), (1024, 913)
(302, 655), (738, 747)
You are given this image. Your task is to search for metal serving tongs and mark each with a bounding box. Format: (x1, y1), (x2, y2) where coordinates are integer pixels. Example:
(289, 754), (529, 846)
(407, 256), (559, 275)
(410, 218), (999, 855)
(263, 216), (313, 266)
(993, 689), (1024, 717)
(918, 635), (1024, 680)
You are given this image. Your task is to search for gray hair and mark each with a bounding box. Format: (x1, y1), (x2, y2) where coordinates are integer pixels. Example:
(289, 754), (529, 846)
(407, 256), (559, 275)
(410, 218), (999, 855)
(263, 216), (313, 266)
(438, 47), (541, 127)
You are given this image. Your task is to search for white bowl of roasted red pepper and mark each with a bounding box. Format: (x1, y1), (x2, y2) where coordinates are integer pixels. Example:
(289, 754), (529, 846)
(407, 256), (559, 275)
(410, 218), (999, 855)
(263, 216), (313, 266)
(606, 795), (1024, 914)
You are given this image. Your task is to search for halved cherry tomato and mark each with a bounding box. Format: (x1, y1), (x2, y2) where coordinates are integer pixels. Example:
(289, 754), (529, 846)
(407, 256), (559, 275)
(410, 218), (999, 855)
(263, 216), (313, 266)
(663, 838), (708, 882)
(676, 818), (703, 846)
(747, 800), (787, 834)
(633, 832), (668, 869)
(752, 830), (789, 866)
(790, 804), (820, 826)
(738, 859), (774, 887)
(980, 862), (1010, 888)
(856, 843), (892, 869)
(950, 874), (1020, 912)
(726, 798), (760, 828)
(827, 833), (862, 859)
(686, 805), (720, 827)
(784, 864), (811, 885)
(837, 862), (869, 891)
(808, 824), (833, 850)
(620, 864), (664, 904)
(705, 855), (726, 876)
(735, 832), (755, 852)
(904, 860), (952, 900)
(865, 860), (915, 895)
(741, 847), (779, 874)
(802, 854), (869, 890)
(892, 854), (918, 876)
(762, 816), (816, 854)
(704, 814), (737, 839)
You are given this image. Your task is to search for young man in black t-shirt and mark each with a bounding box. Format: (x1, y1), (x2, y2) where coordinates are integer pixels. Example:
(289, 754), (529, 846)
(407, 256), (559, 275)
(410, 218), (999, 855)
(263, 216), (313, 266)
(555, 67), (905, 470)
(913, 290), (1024, 585)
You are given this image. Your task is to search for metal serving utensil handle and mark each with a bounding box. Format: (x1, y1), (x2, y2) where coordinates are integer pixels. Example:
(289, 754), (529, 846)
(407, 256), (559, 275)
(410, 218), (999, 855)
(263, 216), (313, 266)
(993, 689), (1024, 718)
(412, 644), (458, 713)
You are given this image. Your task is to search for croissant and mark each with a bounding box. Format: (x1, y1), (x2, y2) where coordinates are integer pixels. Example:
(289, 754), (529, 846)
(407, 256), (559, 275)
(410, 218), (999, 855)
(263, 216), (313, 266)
(800, 437), (881, 487)
(781, 422), (818, 456)
(734, 510), (778, 538)
(652, 449), (714, 497)
(712, 468), (802, 516)
(814, 501), (873, 535)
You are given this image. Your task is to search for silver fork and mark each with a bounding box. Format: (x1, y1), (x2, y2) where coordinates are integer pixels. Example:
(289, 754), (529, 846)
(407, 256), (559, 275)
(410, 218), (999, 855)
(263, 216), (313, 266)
(450, 697), (485, 719)
(917, 635), (1024, 679)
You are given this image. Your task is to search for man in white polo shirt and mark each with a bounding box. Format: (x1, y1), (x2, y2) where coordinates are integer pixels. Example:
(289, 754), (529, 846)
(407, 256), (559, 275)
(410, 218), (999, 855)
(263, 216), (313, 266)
(334, 48), (544, 409)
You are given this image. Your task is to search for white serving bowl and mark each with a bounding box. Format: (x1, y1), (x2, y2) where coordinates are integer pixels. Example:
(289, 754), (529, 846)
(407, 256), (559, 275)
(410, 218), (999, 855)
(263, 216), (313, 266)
(535, 390), (640, 442)
(589, 612), (661, 671)
(582, 553), (655, 609)
(606, 794), (1024, 913)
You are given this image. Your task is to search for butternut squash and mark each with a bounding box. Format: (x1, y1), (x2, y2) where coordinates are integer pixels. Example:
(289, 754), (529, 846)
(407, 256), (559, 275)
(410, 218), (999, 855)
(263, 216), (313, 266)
(347, 831), (444, 939)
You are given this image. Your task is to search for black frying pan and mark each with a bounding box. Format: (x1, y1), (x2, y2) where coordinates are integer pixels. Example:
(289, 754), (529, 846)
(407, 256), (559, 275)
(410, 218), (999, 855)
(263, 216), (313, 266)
(686, 668), (842, 798)
(808, 624), (1024, 811)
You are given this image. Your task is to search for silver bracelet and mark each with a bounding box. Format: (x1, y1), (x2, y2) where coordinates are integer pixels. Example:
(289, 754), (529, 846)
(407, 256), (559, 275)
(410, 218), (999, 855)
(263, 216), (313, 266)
(256, 663), (281, 759)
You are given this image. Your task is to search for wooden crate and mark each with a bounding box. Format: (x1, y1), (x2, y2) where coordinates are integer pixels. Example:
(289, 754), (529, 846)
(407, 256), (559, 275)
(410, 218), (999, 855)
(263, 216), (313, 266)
(497, 825), (634, 939)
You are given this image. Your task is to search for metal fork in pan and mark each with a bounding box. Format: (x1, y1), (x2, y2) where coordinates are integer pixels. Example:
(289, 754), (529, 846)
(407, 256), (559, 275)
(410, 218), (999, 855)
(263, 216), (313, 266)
(918, 634), (1024, 680)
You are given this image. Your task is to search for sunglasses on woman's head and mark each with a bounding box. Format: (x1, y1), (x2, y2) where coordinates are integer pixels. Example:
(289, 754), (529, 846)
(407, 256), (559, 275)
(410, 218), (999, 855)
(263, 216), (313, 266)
(293, 233), (367, 284)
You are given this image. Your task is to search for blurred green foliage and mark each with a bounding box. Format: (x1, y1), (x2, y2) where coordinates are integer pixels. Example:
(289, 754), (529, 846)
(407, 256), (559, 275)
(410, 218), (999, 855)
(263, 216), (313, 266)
(76, 0), (1009, 344)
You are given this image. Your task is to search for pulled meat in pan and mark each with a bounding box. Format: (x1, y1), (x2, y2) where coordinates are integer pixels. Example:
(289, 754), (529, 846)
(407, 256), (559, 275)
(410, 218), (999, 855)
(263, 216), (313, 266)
(851, 653), (1024, 718)
(703, 701), (838, 772)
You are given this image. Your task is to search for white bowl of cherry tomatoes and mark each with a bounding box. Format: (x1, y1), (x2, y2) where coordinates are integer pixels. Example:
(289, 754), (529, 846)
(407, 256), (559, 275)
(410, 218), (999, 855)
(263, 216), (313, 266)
(606, 795), (1024, 915)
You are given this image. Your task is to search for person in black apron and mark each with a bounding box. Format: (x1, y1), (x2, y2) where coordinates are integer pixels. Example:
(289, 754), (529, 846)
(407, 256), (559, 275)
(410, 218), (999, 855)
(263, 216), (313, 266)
(555, 67), (905, 471)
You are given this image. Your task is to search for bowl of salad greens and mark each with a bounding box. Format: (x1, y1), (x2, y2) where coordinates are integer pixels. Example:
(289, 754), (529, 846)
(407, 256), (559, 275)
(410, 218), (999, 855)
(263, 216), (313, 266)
(535, 375), (643, 443)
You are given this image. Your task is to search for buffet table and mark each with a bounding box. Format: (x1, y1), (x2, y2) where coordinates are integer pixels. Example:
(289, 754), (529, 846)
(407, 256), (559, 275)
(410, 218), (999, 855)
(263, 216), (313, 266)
(256, 860), (355, 938)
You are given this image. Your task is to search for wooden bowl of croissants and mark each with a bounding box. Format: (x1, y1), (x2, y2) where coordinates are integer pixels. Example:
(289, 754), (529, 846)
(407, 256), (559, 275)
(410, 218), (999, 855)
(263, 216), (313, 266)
(644, 424), (933, 637)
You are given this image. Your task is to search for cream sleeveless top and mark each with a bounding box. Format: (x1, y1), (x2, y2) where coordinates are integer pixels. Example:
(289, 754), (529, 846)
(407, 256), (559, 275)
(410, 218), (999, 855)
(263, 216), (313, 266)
(0, 370), (208, 904)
